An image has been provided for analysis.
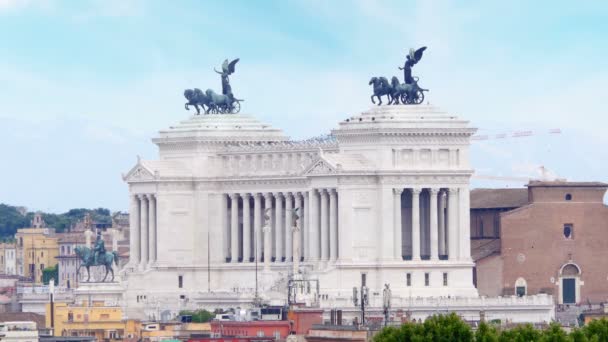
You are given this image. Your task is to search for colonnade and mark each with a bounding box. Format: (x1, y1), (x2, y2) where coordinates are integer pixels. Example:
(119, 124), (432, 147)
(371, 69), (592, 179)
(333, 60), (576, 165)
(129, 194), (157, 268)
(223, 189), (339, 264)
(393, 187), (470, 261)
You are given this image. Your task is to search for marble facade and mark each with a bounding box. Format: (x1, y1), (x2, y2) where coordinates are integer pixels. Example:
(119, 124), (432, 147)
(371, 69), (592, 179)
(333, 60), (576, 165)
(120, 105), (551, 322)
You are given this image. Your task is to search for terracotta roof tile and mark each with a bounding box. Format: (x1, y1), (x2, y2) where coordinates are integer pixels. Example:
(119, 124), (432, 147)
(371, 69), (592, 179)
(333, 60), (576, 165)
(470, 188), (529, 209)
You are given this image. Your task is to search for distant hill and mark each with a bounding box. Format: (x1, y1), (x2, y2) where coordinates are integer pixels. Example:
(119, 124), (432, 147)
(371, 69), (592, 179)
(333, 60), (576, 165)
(0, 204), (112, 239)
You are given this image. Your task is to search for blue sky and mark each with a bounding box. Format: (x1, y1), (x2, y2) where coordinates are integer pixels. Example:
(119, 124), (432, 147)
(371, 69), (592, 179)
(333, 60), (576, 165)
(1, 0), (607, 212)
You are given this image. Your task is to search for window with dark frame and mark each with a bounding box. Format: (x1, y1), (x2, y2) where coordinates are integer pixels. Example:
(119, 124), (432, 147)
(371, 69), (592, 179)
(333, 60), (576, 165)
(564, 224), (573, 239)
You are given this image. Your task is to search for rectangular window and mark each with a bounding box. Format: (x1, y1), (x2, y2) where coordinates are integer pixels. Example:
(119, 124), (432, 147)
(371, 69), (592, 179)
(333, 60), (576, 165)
(100, 314), (110, 320)
(516, 286), (526, 297)
(424, 273), (430, 286)
(406, 273), (411, 286)
(178, 275), (183, 288)
(443, 273), (448, 286)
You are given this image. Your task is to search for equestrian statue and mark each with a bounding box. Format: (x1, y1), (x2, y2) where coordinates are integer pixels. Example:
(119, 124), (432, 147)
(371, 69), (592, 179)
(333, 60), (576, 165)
(369, 46), (429, 105)
(75, 232), (119, 282)
(184, 58), (243, 114)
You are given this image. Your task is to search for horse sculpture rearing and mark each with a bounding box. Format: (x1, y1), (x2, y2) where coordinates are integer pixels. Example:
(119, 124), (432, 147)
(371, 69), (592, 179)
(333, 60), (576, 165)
(369, 77), (393, 105)
(74, 246), (119, 282)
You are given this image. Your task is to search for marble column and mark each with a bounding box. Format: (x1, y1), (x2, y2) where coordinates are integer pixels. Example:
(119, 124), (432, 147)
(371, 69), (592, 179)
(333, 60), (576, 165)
(148, 194), (157, 265)
(429, 189), (439, 261)
(263, 193), (273, 264)
(242, 193), (251, 262)
(221, 194), (229, 262)
(320, 189), (329, 261)
(139, 194), (149, 268)
(411, 188), (421, 261)
(254, 193), (262, 262)
(308, 190), (319, 261)
(230, 193), (239, 263)
(274, 192), (284, 262)
(438, 191), (446, 257)
(459, 187), (471, 260)
(302, 192), (308, 261)
(329, 189), (338, 261)
(128, 195), (139, 265)
(294, 192), (308, 261)
(285, 192), (293, 262)
(394, 189), (403, 261)
(448, 188), (458, 261)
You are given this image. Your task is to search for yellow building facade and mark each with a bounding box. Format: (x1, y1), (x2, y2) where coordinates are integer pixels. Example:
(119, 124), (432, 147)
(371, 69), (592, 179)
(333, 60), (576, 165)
(15, 227), (58, 283)
(45, 302), (140, 340)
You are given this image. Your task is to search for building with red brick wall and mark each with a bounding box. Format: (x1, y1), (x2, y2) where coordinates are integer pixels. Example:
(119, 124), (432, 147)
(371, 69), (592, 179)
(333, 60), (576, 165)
(209, 320), (290, 340)
(287, 308), (323, 335)
(472, 181), (608, 305)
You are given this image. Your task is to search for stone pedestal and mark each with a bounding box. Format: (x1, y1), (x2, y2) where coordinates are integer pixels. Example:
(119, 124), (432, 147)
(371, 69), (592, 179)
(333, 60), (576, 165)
(73, 282), (124, 308)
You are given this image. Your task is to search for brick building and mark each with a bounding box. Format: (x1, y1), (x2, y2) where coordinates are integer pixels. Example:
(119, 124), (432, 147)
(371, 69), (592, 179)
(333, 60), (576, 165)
(473, 181), (608, 304)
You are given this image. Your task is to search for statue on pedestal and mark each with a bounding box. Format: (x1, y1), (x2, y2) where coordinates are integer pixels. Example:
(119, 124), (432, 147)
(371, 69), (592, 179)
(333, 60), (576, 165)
(369, 47), (429, 105)
(184, 58), (243, 115)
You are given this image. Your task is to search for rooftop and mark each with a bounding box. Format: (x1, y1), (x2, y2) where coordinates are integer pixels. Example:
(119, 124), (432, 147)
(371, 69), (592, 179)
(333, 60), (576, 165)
(528, 181), (608, 188)
(470, 188), (529, 209)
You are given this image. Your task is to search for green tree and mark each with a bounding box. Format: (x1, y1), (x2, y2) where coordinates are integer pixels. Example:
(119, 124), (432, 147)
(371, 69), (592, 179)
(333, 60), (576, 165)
(476, 322), (499, 342)
(179, 309), (214, 323)
(42, 264), (58, 285)
(582, 318), (608, 341)
(539, 323), (569, 342)
(374, 313), (472, 342)
(0, 204), (29, 238)
(498, 324), (541, 342)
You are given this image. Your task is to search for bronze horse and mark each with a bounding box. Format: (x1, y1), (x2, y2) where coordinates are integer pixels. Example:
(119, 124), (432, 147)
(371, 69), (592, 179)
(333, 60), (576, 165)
(74, 246), (119, 282)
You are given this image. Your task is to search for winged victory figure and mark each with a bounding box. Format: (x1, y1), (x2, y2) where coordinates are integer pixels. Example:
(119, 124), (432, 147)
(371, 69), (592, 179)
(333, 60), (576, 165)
(215, 58), (240, 96)
(399, 46), (426, 84)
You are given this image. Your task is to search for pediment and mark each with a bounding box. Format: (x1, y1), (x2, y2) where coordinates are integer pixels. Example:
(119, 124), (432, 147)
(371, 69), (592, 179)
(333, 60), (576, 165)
(304, 157), (337, 176)
(122, 160), (156, 182)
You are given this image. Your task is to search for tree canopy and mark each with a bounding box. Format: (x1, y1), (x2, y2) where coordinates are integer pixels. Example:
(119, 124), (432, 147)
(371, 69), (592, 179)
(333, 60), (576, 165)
(0, 203), (113, 238)
(373, 314), (608, 342)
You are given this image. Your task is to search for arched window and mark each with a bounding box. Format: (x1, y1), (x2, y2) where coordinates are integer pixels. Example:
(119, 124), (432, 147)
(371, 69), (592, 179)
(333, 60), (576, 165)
(515, 277), (527, 297)
(565, 194), (572, 201)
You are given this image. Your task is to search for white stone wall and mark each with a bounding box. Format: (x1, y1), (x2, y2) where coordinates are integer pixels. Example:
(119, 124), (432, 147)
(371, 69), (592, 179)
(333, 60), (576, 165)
(120, 106), (486, 319)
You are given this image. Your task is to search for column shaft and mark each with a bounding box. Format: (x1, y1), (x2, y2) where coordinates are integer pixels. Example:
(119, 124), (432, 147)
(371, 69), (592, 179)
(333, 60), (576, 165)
(148, 194), (157, 265)
(274, 193), (284, 262)
(411, 189), (421, 261)
(438, 191), (446, 256)
(254, 194), (262, 262)
(129, 195), (140, 265)
(263, 193), (273, 266)
(394, 189), (403, 260)
(139, 195), (149, 267)
(308, 190), (319, 261)
(329, 189), (338, 261)
(230, 193), (239, 263)
(320, 190), (329, 261)
(221, 194), (229, 261)
(448, 188), (459, 261)
(302, 192), (308, 261)
(430, 189), (439, 260)
(285, 193), (293, 262)
(295, 193), (303, 262)
(459, 187), (471, 260)
(243, 193), (251, 262)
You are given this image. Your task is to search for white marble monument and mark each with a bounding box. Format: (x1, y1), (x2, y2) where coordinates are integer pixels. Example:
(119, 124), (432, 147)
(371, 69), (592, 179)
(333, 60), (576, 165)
(120, 105), (553, 322)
